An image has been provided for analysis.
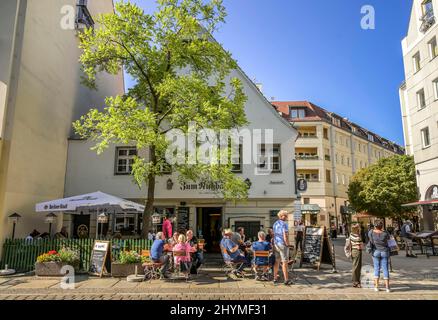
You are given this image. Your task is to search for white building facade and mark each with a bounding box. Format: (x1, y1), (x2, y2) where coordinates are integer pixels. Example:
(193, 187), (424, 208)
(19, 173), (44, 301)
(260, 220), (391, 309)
(399, 0), (438, 230)
(64, 67), (299, 251)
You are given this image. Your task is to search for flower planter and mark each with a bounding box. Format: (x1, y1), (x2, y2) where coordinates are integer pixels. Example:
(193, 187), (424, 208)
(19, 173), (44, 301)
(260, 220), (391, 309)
(111, 262), (144, 277)
(35, 261), (74, 277)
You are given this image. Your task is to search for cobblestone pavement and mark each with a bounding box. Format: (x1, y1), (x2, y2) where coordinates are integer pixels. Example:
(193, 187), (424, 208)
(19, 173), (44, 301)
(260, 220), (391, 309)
(0, 238), (437, 300)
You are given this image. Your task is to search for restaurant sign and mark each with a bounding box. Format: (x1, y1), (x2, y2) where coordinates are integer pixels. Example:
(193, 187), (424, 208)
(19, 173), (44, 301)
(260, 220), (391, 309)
(180, 181), (223, 191)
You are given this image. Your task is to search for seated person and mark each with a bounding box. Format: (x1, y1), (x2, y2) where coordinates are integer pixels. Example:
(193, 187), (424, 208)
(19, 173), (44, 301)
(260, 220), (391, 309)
(168, 232), (180, 248)
(251, 231), (272, 280)
(149, 231), (170, 278)
(186, 230), (204, 274)
(173, 234), (192, 274)
(220, 228), (250, 274)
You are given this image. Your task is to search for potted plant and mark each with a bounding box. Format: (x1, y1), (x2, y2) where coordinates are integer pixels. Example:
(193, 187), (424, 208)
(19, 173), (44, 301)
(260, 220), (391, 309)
(111, 251), (148, 277)
(35, 248), (80, 276)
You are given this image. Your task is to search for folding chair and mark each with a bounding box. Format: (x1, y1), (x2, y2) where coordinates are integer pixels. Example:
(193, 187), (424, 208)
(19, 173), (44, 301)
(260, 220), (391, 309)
(172, 250), (191, 281)
(252, 250), (271, 281)
(220, 246), (245, 280)
(141, 250), (163, 281)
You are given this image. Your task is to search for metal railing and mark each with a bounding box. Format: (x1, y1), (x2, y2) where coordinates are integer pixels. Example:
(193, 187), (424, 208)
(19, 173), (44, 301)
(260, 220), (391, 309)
(420, 10), (435, 33)
(1, 238), (152, 272)
(296, 155), (319, 160)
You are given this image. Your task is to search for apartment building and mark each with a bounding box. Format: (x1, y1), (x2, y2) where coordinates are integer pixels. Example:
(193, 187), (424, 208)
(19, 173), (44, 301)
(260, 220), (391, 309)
(399, 0), (438, 230)
(0, 0), (124, 246)
(272, 101), (404, 229)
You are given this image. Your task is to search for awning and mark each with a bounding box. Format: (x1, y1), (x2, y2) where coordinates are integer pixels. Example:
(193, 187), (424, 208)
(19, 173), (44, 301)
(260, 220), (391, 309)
(301, 204), (321, 214)
(402, 199), (438, 207)
(35, 191), (145, 213)
(353, 212), (375, 219)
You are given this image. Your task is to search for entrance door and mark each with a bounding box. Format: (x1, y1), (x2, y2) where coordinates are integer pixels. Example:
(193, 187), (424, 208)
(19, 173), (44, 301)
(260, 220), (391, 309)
(196, 207), (222, 253)
(234, 221), (261, 242)
(72, 214), (90, 238)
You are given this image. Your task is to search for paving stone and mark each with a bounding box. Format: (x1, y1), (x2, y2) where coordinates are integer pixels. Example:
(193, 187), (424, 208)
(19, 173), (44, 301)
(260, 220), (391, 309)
(12, 280), (59, 289)
(75, 278), (119, 289)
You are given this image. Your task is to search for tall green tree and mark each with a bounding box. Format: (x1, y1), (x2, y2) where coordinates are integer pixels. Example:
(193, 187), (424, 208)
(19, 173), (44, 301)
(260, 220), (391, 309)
(348, 155), (417, 221)
(73, 0), (249, 237)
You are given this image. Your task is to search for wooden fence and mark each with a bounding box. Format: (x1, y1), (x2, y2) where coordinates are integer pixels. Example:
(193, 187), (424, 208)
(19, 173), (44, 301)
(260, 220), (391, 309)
(1, 238), (152, 272)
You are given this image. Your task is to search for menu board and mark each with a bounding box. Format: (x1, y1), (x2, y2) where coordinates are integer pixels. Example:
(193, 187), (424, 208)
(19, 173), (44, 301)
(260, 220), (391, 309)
(89, 240), (111, 277)
(300, 227), (324, 267)
(177, 207), (190, 233)
(300, 226), (336, 270)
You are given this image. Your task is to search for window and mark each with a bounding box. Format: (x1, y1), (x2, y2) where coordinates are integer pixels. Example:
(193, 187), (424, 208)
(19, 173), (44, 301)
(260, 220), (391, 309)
(115, 214), (136, 234)
(417, 89), (426, 109)
(231, 144), (243, 173)
(341, 155), (345, 165)
(336, 173), (339, 184)
(413, 52), (421, 73)
(342, 174), (346, 185)
(324, 148), (331, 161)
(433, 78), (438, 100)
(115, 147), (137, 174)
(347, 157), (350, 167)
(421, 0), (435, 33)
(335, 153), (339, 164)
(332, 118), (341, 127)
(421, 127), (431, 148)
(290, 108), (306, 119)
(323, 128), (329, 140)
(326, 170), (331, 183)
(423, 0), (434, 15)
(258, 144), (281, 173)
(429, 37), (438, 59)
(346, 139), (350, 148)
(368, 134), (374, 142)
(76, 0), (94, 30)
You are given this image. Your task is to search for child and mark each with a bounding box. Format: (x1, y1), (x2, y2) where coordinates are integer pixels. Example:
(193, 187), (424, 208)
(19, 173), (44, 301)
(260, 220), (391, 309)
(173, 234), (191, 273)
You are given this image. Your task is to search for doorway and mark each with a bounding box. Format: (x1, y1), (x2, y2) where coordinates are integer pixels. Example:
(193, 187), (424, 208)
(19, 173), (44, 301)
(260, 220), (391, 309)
(196, 207), (222, 253)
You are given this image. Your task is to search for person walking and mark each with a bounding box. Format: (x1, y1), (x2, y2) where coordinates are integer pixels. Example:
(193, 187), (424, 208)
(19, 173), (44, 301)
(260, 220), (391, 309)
(368, 220), (391, 292)
(162, 216), (172, 239)
(349, 223), (363, 288)
(273, 210), (293, 286)
(400, 219), (417, 258)
(295, 221), (304, 253)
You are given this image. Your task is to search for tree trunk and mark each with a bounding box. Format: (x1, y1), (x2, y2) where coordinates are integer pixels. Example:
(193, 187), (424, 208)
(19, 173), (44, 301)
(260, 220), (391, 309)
(142, 146), (156, 238)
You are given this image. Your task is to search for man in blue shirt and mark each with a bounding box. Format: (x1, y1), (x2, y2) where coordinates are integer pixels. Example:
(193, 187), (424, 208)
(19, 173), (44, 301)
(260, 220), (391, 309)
(150, 231), (170, 277)
(220, 229), (249, 274)
(251, 231), (272, 280)
(273, 210), (292, 285)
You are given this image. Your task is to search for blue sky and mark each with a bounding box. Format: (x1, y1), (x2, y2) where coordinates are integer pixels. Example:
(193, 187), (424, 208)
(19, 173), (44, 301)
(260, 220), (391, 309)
(127, 0), (413, 145)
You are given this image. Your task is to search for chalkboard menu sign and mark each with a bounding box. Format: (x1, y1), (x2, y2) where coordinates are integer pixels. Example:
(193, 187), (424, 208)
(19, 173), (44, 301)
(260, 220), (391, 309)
(89, 241), (111, 277)
(301, 227), (324, 267)
(300, 226), (335, 270)
(177, 207), (190, 233)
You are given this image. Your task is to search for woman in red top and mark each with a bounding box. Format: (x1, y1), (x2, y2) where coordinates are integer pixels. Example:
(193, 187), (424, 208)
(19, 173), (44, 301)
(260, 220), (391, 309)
(162, 216), (173, 239)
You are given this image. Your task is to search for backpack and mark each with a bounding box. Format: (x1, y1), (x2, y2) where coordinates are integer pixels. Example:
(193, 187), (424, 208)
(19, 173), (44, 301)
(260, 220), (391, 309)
(344, 237), (352, 259)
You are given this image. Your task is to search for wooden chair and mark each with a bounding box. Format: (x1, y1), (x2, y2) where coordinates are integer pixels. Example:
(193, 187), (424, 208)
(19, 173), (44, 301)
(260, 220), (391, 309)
(220, 246), (245, 280)
(172, 250), (191, 281)
(141, 250), (163, 281)
(252, 250), (271, 280)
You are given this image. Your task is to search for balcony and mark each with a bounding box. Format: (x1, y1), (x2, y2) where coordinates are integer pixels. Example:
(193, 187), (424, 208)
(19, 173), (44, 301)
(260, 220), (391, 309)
(324, 154), (331, 161)
(296, 155), (319, 160)
(420, 10), (435, 33)
(298, 133), (318, 139)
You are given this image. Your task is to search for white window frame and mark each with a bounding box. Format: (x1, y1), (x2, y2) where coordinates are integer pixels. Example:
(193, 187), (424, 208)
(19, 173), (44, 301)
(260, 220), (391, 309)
(433, 78), (438, 100)
(115, 147), (137, 175)
(429, 36), (438, 60)
(257, 144), (281, 173)
(421, 127), (431, 148)
(413, 52), (421, 73)
(417, 88), (426, 109)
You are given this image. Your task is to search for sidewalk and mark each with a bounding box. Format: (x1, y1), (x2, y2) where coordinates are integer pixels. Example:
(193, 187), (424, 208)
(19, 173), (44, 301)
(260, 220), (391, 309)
(1, 257), (437, 300)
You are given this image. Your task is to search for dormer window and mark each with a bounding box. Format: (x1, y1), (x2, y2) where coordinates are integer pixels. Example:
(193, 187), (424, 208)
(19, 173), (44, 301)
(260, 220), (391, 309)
(332, 117), (341, 127)
(368, 134), (374, 142)
(289, 107), (306, 119)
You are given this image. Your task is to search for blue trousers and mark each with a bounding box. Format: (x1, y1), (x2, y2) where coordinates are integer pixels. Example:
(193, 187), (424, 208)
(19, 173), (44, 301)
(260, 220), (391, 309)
(372, 249), (390, 280)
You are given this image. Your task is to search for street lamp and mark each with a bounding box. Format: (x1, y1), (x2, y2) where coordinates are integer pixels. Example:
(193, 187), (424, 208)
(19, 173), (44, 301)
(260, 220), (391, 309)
(45, 213), (57, 237)
(97, 212), (108, 239)
(8, 213), (21, 240)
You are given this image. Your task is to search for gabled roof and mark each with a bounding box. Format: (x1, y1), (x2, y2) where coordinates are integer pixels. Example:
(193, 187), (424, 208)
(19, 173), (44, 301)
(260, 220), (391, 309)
(271, 100), (405, 154)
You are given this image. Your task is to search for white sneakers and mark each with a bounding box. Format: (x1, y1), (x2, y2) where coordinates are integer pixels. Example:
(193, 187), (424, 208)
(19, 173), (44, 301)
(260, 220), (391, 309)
(374, 287), (392, 293)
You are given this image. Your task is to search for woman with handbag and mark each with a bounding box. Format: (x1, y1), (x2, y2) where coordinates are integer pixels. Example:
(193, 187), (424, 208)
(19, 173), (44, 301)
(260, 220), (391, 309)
(368, 220), (391, 293)
(348, 224), (363, 288)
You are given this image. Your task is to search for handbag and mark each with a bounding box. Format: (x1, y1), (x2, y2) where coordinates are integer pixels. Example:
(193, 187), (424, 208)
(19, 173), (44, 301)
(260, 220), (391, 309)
(388, 236), (399, 256)
(366, 231), (376, 254)
(344, 238), (352, 259)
